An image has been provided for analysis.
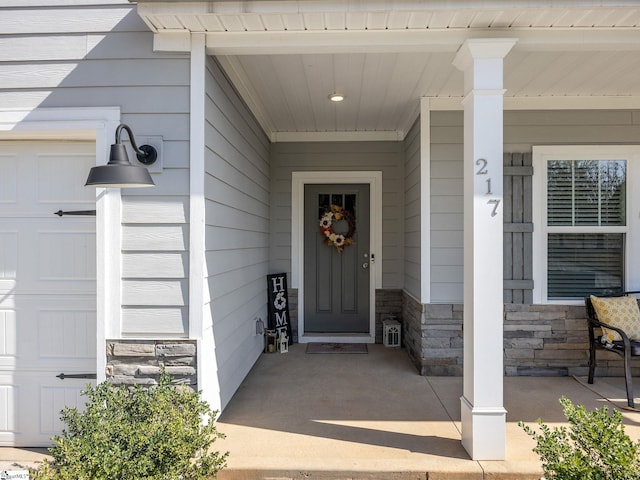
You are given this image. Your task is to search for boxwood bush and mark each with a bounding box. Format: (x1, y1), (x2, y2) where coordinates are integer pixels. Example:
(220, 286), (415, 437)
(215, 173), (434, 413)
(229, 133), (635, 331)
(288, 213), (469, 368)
(33, 372), (227, 480)
(520, 396), (640, 480)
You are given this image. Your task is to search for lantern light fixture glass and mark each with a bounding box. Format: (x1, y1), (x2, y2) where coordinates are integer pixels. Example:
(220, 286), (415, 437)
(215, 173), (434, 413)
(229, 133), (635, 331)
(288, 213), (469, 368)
(85, 123), (157, 188)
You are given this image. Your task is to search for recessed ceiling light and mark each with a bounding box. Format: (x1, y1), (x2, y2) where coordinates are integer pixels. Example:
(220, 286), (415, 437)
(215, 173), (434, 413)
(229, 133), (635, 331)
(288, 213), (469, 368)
(329, 93), (345, 102)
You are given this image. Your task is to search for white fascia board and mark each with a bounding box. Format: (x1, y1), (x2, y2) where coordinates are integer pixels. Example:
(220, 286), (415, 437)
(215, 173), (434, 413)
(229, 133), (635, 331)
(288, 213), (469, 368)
(138, 1), (640, 15)
(202, 28), (640, 56)
(206, 30), (462, 55)
(429, 95), (640, 111)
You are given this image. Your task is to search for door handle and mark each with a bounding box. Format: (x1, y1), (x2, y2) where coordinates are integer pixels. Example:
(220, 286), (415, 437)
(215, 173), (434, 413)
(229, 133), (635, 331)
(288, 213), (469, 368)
(362, 262), (369, 269)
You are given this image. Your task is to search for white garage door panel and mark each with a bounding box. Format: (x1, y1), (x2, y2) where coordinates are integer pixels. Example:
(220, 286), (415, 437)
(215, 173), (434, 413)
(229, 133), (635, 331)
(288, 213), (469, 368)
(0, 147), (94, 214)
(39, 382), (88, 434)
(0, 141), (97, 446)
(39, 230), (96, 281)
(36, 154), (95, 207)
(38, 308), (96, 361)
(0, 231), (18, 281)
(0, 295), (96, 370)
(0, 220), (95, 295)
(0, 383), (17, 432)
(0, 309), (17, 357)
(0, 373), (92, 446)
(0, 155), (18, 204)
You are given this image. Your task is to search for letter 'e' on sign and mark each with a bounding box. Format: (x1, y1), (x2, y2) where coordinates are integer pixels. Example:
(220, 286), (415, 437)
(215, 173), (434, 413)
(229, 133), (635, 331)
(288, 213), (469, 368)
(267, 273), (292, 344)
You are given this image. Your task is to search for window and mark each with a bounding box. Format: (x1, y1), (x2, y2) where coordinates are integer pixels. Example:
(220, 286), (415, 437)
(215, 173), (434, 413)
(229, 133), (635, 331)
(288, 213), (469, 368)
(533, 146), (640, 303)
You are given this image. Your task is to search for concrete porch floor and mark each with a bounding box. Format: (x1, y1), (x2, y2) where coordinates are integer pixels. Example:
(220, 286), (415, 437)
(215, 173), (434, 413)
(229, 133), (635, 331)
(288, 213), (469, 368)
(214, 343), (640, 480)
(2, 343), (640, 479)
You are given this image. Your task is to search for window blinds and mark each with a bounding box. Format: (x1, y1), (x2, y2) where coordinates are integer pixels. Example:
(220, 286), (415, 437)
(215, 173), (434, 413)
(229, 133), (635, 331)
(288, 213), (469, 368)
(546, 160), (626, 298)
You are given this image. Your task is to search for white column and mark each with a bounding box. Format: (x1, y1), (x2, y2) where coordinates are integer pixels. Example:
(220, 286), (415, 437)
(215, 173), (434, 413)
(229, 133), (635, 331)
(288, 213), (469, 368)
(453, 38), (516, 461)
(189, 34), (222, 413)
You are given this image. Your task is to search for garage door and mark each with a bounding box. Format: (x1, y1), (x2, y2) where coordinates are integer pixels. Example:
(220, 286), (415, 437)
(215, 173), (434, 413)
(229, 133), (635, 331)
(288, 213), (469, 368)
(0, 141), (97, 446)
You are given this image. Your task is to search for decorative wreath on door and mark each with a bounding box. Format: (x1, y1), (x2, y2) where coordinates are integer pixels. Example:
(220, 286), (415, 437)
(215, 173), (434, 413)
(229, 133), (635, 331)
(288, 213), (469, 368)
(319, 204), (356, 252)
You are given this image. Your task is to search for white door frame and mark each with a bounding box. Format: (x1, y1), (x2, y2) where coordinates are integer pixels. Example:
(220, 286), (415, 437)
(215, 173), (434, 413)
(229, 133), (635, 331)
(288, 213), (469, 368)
(0, 106), (123, 383)
(291, 171), (382, 343)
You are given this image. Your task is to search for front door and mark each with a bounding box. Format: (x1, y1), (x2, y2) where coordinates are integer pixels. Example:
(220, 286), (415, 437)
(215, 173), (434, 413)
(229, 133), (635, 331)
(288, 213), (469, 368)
(304, 184), (370, 333)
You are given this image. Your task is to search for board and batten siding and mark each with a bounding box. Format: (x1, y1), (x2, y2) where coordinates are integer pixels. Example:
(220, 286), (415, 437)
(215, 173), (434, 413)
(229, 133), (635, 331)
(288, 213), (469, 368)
(430, 109), (640, 304)
(0, 1), (191, 336)
(270, 141), (404, 289)
(404, 118), (421, 300)
(204, 57), (270, 409)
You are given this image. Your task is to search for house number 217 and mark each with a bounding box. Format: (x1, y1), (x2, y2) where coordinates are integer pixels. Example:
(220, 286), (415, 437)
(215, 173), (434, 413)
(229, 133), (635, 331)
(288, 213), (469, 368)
(475, 158), (501, 217)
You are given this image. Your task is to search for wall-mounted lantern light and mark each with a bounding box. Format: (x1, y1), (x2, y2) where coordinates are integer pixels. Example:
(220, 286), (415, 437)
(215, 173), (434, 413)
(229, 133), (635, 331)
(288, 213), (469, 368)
(85, 124), (157, 188)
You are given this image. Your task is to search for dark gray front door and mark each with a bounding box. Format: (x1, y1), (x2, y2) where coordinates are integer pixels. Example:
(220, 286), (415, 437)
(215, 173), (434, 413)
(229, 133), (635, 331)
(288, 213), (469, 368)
(304, 184), (370, 333)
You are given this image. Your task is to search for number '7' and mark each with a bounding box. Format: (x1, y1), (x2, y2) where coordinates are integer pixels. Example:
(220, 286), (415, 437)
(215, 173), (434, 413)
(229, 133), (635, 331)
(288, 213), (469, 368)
(488, 199), (500, 217)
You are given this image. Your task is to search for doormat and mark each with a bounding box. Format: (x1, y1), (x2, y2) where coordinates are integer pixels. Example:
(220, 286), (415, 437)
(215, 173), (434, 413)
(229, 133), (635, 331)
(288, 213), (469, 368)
(305, 342), (368, 354)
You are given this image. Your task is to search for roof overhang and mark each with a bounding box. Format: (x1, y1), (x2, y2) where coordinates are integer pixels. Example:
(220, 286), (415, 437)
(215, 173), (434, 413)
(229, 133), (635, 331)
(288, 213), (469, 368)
(133, 1), (640, 142)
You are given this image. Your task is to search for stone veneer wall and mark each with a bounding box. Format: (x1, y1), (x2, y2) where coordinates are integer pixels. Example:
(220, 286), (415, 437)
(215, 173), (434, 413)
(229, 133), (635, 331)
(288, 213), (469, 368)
(402, 291), (640, 377)
(106, 340), (197, 389)
(402, 291), (463, 375)
(288, 288), (298, 342)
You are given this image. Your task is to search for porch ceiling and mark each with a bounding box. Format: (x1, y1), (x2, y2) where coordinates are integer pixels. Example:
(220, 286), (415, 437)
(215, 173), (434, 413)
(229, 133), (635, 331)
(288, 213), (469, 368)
(135, 1), (640, 142)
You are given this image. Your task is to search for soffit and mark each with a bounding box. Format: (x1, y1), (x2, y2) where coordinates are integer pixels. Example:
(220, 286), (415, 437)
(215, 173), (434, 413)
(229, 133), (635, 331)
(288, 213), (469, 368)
(135, 1), (640, 141)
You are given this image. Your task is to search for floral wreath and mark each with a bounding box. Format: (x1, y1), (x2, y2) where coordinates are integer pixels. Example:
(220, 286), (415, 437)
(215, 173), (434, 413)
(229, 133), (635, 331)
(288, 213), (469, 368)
(319, 204), (355, 252)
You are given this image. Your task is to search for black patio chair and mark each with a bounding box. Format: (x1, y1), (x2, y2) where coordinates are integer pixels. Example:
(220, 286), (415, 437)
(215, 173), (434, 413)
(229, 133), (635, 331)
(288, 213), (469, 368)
(585, 291), (640, 409)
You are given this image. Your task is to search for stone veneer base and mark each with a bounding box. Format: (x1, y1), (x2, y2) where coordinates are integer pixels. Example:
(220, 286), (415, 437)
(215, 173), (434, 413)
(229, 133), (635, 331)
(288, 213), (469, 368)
(401, 290), (640, 377)
(106, 340), (197, 389)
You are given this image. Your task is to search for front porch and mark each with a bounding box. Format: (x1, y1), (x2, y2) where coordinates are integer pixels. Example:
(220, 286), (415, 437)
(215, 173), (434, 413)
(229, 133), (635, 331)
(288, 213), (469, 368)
(214, 344), (640, 480)
(2, 343), (640, 478)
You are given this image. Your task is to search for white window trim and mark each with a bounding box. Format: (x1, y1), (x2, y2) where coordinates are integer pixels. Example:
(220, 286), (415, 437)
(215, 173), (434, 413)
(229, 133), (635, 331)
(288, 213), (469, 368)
(532, 145), (640, 304)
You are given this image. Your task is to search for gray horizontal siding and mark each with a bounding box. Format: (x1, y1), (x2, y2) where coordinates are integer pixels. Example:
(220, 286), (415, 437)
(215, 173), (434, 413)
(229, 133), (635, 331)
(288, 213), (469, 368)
(430, 109), (640, 304)
(0, 2), (192, 336)
(270, 141), (405, 288)
(204, 57), (270, 410)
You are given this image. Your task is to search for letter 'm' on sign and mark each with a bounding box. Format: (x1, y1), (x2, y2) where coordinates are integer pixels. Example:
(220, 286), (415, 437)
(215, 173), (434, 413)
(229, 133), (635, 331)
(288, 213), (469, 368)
(275, 311), (287, 326)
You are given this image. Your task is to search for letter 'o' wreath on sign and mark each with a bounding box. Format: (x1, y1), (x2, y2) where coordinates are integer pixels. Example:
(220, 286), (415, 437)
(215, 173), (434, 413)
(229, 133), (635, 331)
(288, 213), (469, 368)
(319, 204), (355, 253)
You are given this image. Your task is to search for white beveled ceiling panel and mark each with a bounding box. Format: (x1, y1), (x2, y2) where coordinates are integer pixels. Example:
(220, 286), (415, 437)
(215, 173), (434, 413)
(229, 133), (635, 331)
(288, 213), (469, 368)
(221, 52), (461, 134)
(136, 1), (640, 141)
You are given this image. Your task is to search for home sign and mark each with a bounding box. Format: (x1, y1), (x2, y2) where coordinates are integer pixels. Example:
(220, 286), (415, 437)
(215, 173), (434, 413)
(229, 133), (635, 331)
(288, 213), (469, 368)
(266, 273), (292, 345)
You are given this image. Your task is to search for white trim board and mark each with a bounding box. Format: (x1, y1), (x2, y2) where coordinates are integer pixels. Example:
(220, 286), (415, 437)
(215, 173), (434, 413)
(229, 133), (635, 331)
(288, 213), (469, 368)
(0, 106), (122, 384)
(291, 171), (382, 344)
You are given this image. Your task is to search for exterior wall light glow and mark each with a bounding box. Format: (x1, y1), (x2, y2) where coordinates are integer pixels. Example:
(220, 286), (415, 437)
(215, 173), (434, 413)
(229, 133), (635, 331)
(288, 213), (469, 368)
(85, 123), (157, 188)
(329, 93), (345, 102)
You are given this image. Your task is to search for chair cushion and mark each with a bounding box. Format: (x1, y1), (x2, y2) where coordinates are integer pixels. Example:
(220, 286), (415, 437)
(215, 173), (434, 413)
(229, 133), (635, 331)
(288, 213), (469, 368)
(590, 295), (640, 343)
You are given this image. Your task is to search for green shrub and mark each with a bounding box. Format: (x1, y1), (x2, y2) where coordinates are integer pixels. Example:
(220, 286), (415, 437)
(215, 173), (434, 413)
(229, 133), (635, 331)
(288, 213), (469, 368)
(33, 373), (227, 480)
(520, 396), (640, 480)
